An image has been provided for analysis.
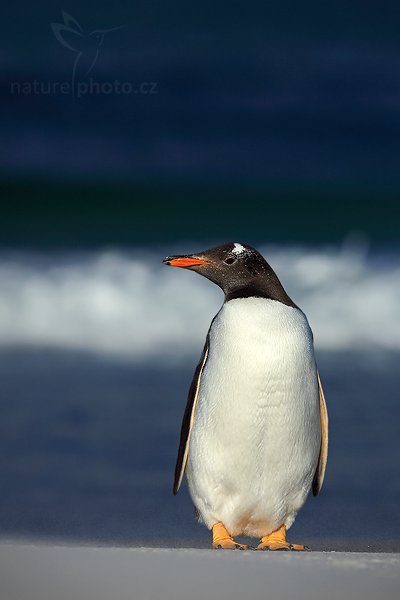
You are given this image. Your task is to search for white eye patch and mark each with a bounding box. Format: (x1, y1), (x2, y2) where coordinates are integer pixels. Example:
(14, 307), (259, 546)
(232, 243), (245, 255)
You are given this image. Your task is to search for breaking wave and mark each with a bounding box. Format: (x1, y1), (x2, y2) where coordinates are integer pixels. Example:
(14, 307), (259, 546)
(0, 244), (399, 361)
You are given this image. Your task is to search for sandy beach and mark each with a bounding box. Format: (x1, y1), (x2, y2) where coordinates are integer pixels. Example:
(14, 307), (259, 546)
(0, 542), (399, 600)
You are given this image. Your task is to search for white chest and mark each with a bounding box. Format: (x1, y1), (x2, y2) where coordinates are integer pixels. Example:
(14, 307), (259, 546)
(202, 298), (316, 414)
(186, 298), (321, 536)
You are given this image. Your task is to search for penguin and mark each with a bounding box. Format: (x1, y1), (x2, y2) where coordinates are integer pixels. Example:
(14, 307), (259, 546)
(163, 242), (328, 551)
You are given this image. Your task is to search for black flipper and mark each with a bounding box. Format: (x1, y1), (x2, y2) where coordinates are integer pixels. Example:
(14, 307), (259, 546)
(173, 334), (210, 495)
(312, 372), (329, 496)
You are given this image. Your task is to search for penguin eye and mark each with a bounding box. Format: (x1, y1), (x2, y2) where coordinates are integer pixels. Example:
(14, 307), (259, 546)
(224, 257), (236, 265)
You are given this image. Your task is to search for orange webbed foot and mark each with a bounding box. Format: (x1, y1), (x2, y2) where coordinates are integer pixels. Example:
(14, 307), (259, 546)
(212, 522), (251, 550)
(257, 524), (309, 551)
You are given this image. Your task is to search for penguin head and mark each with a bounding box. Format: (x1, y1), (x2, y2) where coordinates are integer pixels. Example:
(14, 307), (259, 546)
(163, 242), (295, 306)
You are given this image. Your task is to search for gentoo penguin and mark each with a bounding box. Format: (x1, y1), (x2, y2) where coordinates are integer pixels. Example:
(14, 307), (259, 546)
(163, 242), (328, 550)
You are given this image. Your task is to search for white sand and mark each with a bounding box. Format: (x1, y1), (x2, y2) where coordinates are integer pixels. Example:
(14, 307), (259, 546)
(0, 543), (399, 600)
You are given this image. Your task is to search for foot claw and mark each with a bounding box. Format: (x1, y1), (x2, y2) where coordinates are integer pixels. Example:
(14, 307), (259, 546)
(289, 543), (308, 551)
(212, 540), (249, 550)
(258, 544), (286, 551)
(236, 543), (251, 550)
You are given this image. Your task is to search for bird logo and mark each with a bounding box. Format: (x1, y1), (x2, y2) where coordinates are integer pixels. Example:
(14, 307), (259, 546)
(51, 11), (123, 95)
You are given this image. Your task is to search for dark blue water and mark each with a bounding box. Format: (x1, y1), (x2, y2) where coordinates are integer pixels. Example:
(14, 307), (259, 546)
(2, 2), (400, 187)
(1, 348), (399, 551)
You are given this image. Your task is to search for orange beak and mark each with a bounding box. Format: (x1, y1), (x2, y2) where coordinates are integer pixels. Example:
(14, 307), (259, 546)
(163, 256), (210, 268)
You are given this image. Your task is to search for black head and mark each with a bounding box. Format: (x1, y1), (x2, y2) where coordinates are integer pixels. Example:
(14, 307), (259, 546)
(163, 242), (296, 307)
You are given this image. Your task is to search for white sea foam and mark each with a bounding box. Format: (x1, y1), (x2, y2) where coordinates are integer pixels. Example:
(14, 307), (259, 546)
(0, 244), (399, 361)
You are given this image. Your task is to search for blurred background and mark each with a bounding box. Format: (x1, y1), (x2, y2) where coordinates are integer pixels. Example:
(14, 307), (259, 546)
(0, 1), (399, 551)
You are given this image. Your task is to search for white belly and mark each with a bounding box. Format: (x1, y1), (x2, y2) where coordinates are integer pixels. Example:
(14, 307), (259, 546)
(186, 297), (321, 538)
